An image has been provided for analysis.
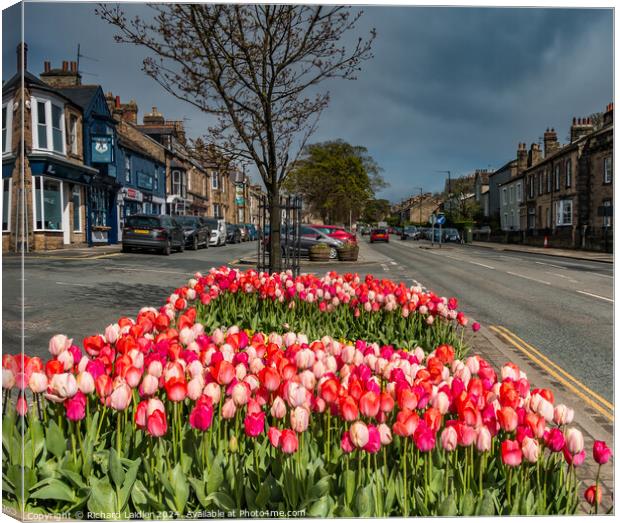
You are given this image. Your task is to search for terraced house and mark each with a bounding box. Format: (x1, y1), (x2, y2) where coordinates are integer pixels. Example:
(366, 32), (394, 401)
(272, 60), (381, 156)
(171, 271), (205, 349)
(2, 44), (98, 252)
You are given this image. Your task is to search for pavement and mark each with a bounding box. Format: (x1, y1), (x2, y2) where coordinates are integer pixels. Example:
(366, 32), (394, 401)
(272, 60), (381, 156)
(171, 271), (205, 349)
(470, 240), (613, 263)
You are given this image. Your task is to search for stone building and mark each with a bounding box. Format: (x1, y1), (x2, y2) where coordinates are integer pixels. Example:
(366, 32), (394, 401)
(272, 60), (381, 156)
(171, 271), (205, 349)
(498, 174), (525, 231)
(2, 44), (97, 252)
(392, 193), (442, 225)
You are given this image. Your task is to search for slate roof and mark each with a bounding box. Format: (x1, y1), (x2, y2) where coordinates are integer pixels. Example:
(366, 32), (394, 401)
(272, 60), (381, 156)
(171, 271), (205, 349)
(57, 85), (100, 111)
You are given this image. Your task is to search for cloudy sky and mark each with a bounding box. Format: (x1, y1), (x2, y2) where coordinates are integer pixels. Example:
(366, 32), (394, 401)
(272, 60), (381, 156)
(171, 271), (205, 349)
(3, 3), (613, 203)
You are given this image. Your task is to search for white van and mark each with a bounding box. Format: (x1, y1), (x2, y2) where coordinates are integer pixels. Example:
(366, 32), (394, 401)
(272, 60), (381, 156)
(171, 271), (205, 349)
(204, 217), (227, 246)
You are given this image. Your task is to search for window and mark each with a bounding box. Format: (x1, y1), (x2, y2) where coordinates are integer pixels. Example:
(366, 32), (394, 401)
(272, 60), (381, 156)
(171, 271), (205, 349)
(555, 199), (572, 226)
(603, 200), (612, 228)
(565, 159), (572, 188)
(91, 186), (108, 227)
(516, 183), (522, 203)
(503, 213), (507, 228)
(125, 155), (131, 183)
(546, 171), (551, 193)
(32, 97), (65, 154)
(154, 169), (159, 191)
(546, 207), (550, 228)
(172, 170), (187, 197)
(33, 176), (63, 230)
(528, 207), (535, 229)
(203, 176), (207, 196)
(69, 115), (78, 155)
(538, 173), (543, 195)
(502, 188), (507, 205)
(528, 176), (534, 198)
(213, 203), (222, 218)
(554, 165), (560, 191)
(509, 186), (514, 203)
(604, 157), (612, 184)
(212, 171), (219, 190)
(72, 186), (81, 232)
(2, 100), (12, 154)
(2, 178), (11, 231)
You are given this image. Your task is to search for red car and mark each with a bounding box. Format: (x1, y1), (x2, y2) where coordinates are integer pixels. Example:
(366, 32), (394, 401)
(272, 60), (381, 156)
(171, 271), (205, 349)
(370, 228), (389, 243)
(309, 224), (357, 244)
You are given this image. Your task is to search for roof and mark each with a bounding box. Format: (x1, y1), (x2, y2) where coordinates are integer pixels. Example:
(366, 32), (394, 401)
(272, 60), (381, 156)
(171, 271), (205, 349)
(497, 173), (524, 187)
(522, 141), (579, 175)
(57, 85), (100, 110)
(489, 159), (517, 178)
(4, 70), (50, 92)
(118, 135), (164, 165)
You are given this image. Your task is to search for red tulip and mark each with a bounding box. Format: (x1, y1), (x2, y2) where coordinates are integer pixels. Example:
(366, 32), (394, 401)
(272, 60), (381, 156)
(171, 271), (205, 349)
(165, 377), (187, 402)
(147, 410), (167, 437)
(268, 426), (281, 448)
(544, 428), (565, 452)
(359, 391), (380, 418)
(340, 431), (354, 453)
(584, 485), (602, 506)
(189, 398), (214, 431)
(413, 422), (436, 452)
(280, 429), (299, 454)
(497, 406), (518, 433)
(259, 366), (280, 392)
(501, 439), (522, 467)
(339, 395), (359, 422)
(244, 411), (265, 437)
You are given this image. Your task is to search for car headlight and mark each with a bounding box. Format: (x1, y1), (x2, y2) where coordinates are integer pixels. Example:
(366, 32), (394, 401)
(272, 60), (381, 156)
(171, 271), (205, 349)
(184, 231), (192, 236)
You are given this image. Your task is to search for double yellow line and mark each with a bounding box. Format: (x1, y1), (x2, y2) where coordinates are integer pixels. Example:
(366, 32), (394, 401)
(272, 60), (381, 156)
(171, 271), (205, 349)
(490, 325), (614, 423)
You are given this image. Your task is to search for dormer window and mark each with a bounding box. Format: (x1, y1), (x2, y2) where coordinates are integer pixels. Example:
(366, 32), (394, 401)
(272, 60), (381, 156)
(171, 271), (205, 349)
(31, 96), (66, 154)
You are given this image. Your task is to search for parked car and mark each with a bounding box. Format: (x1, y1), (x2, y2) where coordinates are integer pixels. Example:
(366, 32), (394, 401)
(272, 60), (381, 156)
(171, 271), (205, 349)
(204, 217), (227, 246)
(226, 223), (242, 244)
(176, 215), (210, 250)
(121, 214), (185, 255)
(370, 228), (389, 243)
(400, 226), (421, 240)
(290, 226), (343, 259)
(309, 224), (357, 244)
(245, 224), (258, 241)
(443, 228), (461, 243)
(360, 226), (371, 236)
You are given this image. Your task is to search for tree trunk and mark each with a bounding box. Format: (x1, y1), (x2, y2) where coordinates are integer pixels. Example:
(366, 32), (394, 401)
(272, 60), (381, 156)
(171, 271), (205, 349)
(268, 187), (282, 273)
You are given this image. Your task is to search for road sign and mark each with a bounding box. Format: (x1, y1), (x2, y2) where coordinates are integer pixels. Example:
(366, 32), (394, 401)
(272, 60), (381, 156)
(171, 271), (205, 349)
(436, 214), (446, 226)
(429, 215), (437, 225)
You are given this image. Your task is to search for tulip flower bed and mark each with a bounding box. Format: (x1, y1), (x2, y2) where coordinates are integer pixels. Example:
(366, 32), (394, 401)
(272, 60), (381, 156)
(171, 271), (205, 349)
(1, 268), (612, 519)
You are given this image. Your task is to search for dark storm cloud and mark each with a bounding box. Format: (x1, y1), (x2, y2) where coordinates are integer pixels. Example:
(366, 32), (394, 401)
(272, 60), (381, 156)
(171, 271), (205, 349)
(3, 4), (612, 203)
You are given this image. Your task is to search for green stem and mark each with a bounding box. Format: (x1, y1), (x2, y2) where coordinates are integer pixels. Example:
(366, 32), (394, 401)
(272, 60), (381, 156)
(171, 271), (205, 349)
(507, 466), (513, 509)
(403, 438), (408, 516)
(595, 464), (601, 515)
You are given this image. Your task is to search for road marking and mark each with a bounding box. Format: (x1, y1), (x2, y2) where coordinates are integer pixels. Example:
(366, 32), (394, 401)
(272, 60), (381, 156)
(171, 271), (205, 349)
(468, 260), (495, 269)
(380, 263), (390, 272)
(589, 273), (613, 279)
(576, 290), (614, 303)
(104, 267), (192, 275)
(506, 271), (551, 285)
(55, 281), (90, 287)
(490, 325), (614, 421)
(535, 261), (565, 269)
(390, 261), (397, 265)
(546, 272), (579, 283)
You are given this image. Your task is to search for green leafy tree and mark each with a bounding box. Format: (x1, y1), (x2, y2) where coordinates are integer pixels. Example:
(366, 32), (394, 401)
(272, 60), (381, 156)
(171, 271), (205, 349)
(284, 140), (386, 224)
(361, 198), (391, 223)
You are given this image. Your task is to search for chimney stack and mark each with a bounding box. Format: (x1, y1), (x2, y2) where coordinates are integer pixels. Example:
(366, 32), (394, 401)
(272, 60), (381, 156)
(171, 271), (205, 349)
(40, 59), (82, 87)
(543, 128), (559, 158)
(70, 61), (77, 73)
(528, 143), (542, 167)
(570, 116), (594, 142)
(115, 96), (121, 109)
(43, 61), (50, 73)
(516, 142), (528, 174)
(603, 103), (614, 127)
(16, 42), (28, 72)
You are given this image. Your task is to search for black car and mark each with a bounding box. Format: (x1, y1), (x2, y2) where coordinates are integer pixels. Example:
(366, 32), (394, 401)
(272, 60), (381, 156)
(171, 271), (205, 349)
(122, 215), (185, 255)
(443, 228), (461, 243)
(400, 226), (421, 240)
(176, 215), (211, 250)
(226, 223), (242, 244)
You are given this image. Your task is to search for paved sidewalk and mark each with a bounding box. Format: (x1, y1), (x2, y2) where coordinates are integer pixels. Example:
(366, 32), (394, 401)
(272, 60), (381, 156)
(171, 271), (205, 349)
(469, 241), (613, 263)
(475, 325), (614, 513)
(3, 243), (123, 259)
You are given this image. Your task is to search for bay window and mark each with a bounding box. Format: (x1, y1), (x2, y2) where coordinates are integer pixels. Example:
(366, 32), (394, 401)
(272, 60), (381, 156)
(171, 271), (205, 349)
(2, 178), (11, 232)
(33, 176), (63, 231)
(2, 100), (13, 155)
(32, 96), (66, 154)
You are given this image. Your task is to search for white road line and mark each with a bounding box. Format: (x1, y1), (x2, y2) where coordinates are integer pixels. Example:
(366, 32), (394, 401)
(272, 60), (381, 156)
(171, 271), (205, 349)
(380, 263), (390, 272)
(535, 261), (565, 269)
(390, 261), (397, 265)
(104, 267), (191, 275)
(55, 281), (90, 287)
(468, 260), (495, 269)
(576, 290), (614, 303)
(589, 273), (614, 279)
(506, 271), (551, 285)
(546, 272), (579, 283)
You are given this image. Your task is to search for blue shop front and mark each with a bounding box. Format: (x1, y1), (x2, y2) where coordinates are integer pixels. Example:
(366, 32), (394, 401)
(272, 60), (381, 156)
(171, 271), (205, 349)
(59, 85), (120, 245)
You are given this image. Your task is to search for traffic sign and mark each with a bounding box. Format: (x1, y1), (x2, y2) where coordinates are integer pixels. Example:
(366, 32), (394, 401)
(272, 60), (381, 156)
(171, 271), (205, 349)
(429, 215), (437, 225)
(436, 214), (446, 225)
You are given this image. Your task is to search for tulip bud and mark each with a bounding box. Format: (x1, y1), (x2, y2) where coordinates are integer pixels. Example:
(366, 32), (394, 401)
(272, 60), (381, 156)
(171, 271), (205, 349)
(565, 428), (584, 455)
(229, 436), (238, 453)
(476, 426), (492, 452)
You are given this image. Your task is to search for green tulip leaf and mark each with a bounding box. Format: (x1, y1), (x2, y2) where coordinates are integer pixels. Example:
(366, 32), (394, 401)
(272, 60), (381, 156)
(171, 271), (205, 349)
(189, 477), (209, 507)
(209, 491), (236, 512)
(87, 478), (117, 517)
(309, 475), (331, 501)
(476, 490), (497, 516)
(45, 420), (66, 459)
(308, 496), (331, 517)
(207, 460), (224, 494)
(30, 478), (76, 503)
(355, 485), (371, 517)
(343, 469), (355, 506)
(59, 468), (87, 489)
(108, 449), (125, 489)
(118, 458), (140, 511)
(171, 463), (190, 513)
(460, 490), (475, 516)
(438, 494), (458, 516)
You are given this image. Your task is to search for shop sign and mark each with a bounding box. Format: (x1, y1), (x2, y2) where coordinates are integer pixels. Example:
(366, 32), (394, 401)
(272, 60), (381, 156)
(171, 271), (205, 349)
(91, 136), (114, 163)
(137, 172), (154, 190)
(124, 188), (143, 202)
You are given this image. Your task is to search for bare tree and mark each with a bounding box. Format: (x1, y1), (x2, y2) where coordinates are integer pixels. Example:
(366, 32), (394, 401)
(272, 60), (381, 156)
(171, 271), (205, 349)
(97, 4), (375, 271)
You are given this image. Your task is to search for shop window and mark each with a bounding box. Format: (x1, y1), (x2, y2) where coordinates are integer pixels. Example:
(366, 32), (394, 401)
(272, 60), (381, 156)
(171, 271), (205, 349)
(554, 199), (572, 226)
(2, 100), (13, 154)
(33, 176), (62, 231)
(32, 97), (66, 154)
(604, 157), (612, 184)
(2, 178), (11, 231)
(91, 187), (108, 227)
(72, 187), (81, 232)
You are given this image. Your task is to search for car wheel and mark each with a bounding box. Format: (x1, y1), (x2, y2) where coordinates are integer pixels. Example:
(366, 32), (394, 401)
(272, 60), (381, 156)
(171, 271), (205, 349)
(329, 247), (338, 260)
(192, 236), (199, 250)
(162, 239), (171, 256)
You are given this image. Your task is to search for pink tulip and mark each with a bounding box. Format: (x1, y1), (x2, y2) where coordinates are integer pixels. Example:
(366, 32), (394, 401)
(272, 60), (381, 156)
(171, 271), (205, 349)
(593, 440), (612, 465)
(139, 374), (159, 397)
(476, 426), (492, 452)
(286, 381), (307, 408)
(49, 334), (72, 356)
(290, 406), (310, 433)
(65, 391), (86, 421)
(203, 382), (222, 405)
(268, 426), (282, 448)
(363, 425), (381, 453)
(16, 395), (28, 416)
(341, 431), (354, 453)
(350, 421), (369, 448)
(147, 360), (163, 378)
(280, 429), (299, 454)
(521, 436), (540, 463)
(441, 426), (458, 452)
(501, 439), (522, 467)
(544, 428), (565, 452)
(2, 368), (15, 389)
(553, 404), (574, 426)
(46, 373), (78, 402)
(232, 382), (250, 407)
(109, 382), (132, 411)
(244, 411), (265, 437)
(378, 423), (393, 445)
(565, 428), (584, 455)
(104, 324), (120, 344)
(414, 423), (436, 452)
(563, 447), (586, 467)
(270, 396), (287, 419)
(189, 399), (214, 431)
(28, 372), (48, 394)
(125, 366), (142, 389)
(57, 350), (74, 371)
(221, 398), (237, 419)
(147, 410), (167, 437)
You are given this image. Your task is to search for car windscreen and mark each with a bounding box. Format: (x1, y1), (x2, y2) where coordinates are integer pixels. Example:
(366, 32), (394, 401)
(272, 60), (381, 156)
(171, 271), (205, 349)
(445, 229), (458, 234)
(373, 229), (387, 234)
(176, 216), (200, 226)
(203, 219), (218, 228)
(125, 216), (161, 228)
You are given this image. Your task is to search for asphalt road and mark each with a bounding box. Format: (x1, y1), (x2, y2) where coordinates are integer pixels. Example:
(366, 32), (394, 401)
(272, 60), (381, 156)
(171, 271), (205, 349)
(364, 238), (614, 402)
(2, 241), (257, 361)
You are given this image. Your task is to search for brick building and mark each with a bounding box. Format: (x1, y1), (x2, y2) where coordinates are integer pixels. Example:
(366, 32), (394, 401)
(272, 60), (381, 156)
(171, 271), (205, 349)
(2, 44), (98, 252)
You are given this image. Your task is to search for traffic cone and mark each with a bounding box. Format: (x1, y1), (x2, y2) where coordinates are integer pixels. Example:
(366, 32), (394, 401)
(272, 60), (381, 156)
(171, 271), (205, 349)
(544, 236), (549, 248)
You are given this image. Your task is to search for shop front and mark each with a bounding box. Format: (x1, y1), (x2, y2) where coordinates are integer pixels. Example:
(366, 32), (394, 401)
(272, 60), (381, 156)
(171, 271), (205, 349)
(117, 187), (143, 240)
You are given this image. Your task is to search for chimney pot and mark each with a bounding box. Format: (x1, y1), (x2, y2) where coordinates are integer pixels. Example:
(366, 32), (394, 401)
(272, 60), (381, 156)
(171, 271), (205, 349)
(70, 61), (77, 72)
(115, 95), (121, 108)
(43, 61), (50, 72)
(62, 61), (68, 71)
